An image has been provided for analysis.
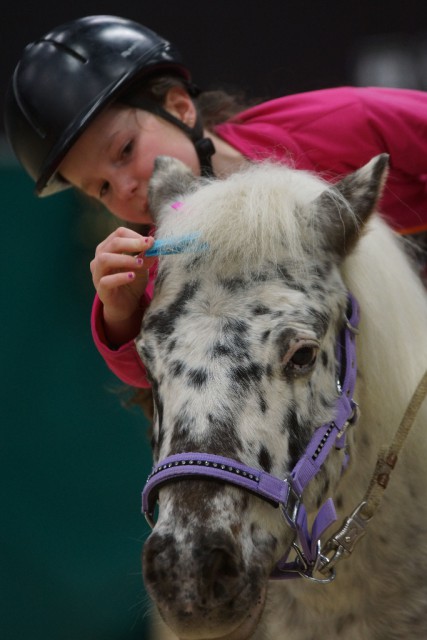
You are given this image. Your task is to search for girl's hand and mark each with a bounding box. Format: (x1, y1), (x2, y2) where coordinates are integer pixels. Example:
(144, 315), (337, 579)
(90, 226), (155, 346)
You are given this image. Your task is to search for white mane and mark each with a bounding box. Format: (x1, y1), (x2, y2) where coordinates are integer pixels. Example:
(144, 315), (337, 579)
(342, 215), (427, 441)
(156, 162), (340, 275)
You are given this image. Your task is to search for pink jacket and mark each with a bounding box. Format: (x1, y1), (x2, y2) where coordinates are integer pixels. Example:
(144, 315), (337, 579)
(92, 86), (427, 388)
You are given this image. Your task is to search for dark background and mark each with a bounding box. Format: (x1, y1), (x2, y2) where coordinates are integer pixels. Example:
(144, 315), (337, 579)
(2, 0), (427, 122)
(1, 2), (426, 640)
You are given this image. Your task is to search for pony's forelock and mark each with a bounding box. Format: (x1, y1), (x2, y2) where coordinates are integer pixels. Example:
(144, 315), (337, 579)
(156, 162), (346, 276)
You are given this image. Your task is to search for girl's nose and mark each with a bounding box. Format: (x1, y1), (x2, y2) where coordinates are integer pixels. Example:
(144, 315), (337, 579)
(114, 172), (138, 200)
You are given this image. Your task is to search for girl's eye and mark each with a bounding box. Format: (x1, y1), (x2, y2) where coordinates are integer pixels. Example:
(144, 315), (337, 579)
(99, 181), (109, 198)
(122, 140), (133, 158)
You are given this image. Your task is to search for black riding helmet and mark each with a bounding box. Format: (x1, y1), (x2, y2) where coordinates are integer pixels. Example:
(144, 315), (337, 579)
(4, 15), (215, 197)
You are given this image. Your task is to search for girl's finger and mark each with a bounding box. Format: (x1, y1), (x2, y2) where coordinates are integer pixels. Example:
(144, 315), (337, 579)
(97, 270), (148, 293)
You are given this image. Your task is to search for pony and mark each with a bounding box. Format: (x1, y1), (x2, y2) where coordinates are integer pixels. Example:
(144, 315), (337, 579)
(136, 155), (427, 640)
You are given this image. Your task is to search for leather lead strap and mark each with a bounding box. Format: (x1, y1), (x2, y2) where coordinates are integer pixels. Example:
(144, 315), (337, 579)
(361, 368), (427, 520)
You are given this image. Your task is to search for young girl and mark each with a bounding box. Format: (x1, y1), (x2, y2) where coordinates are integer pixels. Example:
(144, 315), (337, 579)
(5, 14), (427, 392)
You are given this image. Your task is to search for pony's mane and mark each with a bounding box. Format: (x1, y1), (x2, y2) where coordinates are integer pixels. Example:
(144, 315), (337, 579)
(156, 162), (339, 275)
(342, 214), (427, 409)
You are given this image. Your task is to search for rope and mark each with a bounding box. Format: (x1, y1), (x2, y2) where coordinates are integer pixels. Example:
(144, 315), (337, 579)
(360, 368), (427, 519)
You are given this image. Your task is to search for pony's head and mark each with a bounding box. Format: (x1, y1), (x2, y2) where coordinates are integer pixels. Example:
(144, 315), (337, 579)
(138, 155), (388, 639)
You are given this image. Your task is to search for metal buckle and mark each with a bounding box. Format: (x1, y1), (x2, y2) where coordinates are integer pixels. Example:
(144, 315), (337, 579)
(335, 402), (359, 440)
(345, 317), (360, 335)
(144, 512), (156, 529)
(292, 541), (336, 584)
(319, 501), (370, 574)
(281, 480), (301, 528)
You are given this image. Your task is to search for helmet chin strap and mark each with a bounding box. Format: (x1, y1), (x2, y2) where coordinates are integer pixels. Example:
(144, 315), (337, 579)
(122, 96), (216, 177)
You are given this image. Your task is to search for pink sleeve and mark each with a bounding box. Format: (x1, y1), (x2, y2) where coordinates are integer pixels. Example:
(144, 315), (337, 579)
(91, 294), (152, 388)
(91, 257), (158, 388)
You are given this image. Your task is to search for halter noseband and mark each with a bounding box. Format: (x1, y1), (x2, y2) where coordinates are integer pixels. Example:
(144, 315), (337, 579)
(142, 293), (360, 582)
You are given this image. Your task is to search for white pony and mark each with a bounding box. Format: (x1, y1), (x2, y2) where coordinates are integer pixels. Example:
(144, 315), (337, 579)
(137, 156), (427, 640)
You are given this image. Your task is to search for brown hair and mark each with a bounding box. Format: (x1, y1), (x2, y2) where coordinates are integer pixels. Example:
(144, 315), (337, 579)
(120, 73), (254, 129)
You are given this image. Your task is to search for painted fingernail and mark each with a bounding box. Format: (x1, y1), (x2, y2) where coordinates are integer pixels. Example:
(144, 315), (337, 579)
(136, 258), (143, 266)
(128, 272), (135, 279)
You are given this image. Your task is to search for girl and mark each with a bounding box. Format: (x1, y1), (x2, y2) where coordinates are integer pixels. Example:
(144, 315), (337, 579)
(5, 14), (427, 391)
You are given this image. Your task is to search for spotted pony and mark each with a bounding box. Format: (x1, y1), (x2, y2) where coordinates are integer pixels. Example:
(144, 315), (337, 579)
(137, 156), (427, 640)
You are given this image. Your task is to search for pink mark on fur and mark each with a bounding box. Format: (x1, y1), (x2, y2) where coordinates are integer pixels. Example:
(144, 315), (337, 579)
(171, 201), (184, 210)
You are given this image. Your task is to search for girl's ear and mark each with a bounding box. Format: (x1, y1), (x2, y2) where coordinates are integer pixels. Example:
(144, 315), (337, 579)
(163, 86), (197, 127)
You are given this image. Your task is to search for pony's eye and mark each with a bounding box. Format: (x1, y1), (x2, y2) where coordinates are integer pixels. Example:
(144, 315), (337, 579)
(282, 340), (319, 375)
(290, 346), (317, 368)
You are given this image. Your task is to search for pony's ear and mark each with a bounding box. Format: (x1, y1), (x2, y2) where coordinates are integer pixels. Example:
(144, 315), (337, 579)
(314, 153), (389, 259)
(148, 156), (199, 221)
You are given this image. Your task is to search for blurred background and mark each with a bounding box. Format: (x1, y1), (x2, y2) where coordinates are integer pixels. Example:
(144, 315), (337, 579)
(1, 1), (426, 639)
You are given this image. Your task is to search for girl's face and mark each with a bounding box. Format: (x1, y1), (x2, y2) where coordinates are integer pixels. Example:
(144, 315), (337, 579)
(59, 88), (200, 223)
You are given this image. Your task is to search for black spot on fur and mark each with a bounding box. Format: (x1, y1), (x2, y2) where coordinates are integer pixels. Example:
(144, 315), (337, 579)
(211, 342), (234, 358)
(144, 280), (200, 339)
(219, 277), (248, 292)
(258, 392), (268, 414)
(258, 446), (272, 472)
(187, 367), (209, 388)
(252, 304), (271, 315)
(221, 318), (251, 359)
(206, 413), (242, 455)
(277, 328), (298, 361)
(170, 412), (198, 452)
(167, 338), (177, 353)
(150, 378), (164, 457)
(277, 265), (307, 292)
(285, 404), (312, 470)
(152, 263), (170, 294)
(321, 350), (329, 368)
(308, 307), (330, 337)
(223, 317), (249, 336)
(139, 340), (154, 364)
(169, 360), (186, 377)
(229, 362), (264, 393)
(261, 330), (271, 343)
(250, 270), (270, 283)
(185, 253), (207, 271)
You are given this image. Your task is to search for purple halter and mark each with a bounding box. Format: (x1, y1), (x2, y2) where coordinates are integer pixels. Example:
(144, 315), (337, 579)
(142, 293), (360, 582)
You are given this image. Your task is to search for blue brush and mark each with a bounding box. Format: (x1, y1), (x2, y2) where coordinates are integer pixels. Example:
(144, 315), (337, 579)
(145, 233), (208, 257)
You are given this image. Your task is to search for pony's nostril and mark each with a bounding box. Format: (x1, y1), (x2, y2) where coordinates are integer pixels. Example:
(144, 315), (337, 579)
(200, 546), (242, 602)
(143, 532), (179, 589)
(144, 530), (244, 607)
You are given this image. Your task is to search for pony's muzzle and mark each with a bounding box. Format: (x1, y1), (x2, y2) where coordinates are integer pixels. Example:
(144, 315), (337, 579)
(143, 527), (264, 638)
(143, 529), (244, 606)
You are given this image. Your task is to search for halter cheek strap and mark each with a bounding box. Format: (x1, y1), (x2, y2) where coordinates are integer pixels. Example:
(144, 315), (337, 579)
(142, 293), (360, 582)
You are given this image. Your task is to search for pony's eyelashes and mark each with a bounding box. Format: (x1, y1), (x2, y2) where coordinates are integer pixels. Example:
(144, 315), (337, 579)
(281, 338), (319, 376)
